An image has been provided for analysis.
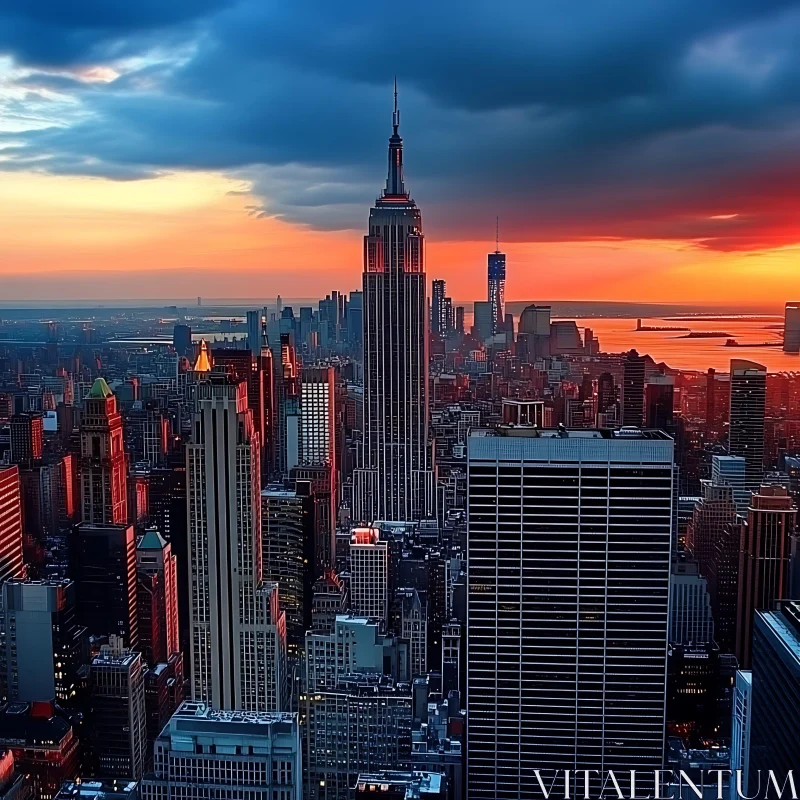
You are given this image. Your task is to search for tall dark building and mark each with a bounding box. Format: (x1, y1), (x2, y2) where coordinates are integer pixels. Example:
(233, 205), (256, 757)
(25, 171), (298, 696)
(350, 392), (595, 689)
(172, 325), (192, 360)
(260, 484), (314, 649)
(622, 349), (646, 427)
(749, 603), (800, 794)
(596, 371), (616, 415)
(645, 374), (675, 431)
(353, 83), (433, 523)
(89, 650), (147, 781)
(735, 485), (796, 668)
(487, 242), (506, 336)
(467, 426), (673, 799)
(72, 523), (138, 650)
(431, 279), (447, 337)
(729, 359), (766, 490)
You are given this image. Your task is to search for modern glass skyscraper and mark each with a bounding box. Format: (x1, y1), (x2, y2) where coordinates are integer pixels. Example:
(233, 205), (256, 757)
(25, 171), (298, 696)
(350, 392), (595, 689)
(466, 426), (673, 799)
(487, 250), (506, 335)
(354, 85), (433, 523)
(728, 359), (766, 490)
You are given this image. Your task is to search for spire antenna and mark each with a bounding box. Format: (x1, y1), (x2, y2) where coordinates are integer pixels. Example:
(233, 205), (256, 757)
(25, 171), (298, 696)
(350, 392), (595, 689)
(392, 76), (400, 135)
(495, 216), (500, 252)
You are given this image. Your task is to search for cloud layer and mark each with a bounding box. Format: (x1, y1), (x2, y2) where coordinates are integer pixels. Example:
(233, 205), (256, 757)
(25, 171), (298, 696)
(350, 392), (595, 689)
(3, 0), (800, 250)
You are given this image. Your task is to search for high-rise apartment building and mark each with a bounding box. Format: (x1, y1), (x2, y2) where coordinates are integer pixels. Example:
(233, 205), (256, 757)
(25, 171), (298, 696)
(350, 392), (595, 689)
(72, 523), (138, 649)
(140, 701), (301, 800)
(467, 426), (673, 799)
(187, 374), (278, 711)
(622, 349), (646, 427)
(735, 485), (796, 668)
(89, 650), (147, 781)
(353, 87), (433, 523)
(728, 360), (766, 490)
(79, 378), (128, 525)
(349, 527), (388, 622)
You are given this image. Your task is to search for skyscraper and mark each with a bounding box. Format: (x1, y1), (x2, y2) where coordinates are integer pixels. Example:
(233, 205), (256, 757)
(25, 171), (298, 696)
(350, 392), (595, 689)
(622, 349), (646, 427)
(0, 468), (24, 586)
(9, 414), (43, 469)
(431, 279), (447, 337)
(487, 226), (506, 335)
(735, 485), (796, 668)
(187, 373), (275, 711)
(72, 523), (139, 649)
(172, 324), (192, 360)
(729, 360), (766, 490)
(783, 301), (800, 353)
(748, 603), (800, 794)
(349, 526), (388, 622)
(354, 84), (433, 523)
(467, 426), (673, 799)
(2, 579), (87, 705)
(79, 378), (128, 526)
(135, 529), (179, 664)
(89, 650), (147, 781)
(300, 366), (336, 470)
(645, 373), (675, 431)
(260, 485), (314, 649)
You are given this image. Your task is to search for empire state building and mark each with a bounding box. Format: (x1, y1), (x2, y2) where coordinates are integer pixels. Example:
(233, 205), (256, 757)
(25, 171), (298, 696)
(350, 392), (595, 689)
(354, 85), (434, 523)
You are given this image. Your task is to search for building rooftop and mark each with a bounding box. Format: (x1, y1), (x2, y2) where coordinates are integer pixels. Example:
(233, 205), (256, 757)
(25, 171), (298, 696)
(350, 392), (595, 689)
(162, 702), (298, 742)
(472, 425), (672, 440)
(87, 377), (113, 399)
(55, 781), (138, 800)
(136, 528), (168, 551)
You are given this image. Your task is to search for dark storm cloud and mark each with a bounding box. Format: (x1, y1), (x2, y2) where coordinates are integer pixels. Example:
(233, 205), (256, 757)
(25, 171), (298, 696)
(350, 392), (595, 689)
(3, 0), (800, 249)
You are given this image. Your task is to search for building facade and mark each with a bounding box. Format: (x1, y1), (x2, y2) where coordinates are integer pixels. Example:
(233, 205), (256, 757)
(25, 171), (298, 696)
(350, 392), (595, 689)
(140, 701), (301, 800)
(353, 89), (433, 523)
(187, 375), (275, 711)
(467, 427), (673, 799)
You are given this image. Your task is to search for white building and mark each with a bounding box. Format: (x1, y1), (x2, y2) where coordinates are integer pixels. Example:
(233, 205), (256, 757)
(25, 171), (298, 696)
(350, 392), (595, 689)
(467, 426), (674, 799)
(187, 375), (283, 711)
(300, 366), (336, 468)
(349, 527), (388, 622)
(140, 701), (301, 800)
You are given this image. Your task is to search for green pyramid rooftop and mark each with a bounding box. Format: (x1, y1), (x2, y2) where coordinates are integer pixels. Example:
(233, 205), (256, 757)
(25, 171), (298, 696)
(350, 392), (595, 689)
(88, 377), (113, 399)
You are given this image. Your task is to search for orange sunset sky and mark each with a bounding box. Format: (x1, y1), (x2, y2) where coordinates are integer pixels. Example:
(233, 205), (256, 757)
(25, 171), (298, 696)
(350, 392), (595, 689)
(2, 169), (799, 307)
(2, 2), (800, 306)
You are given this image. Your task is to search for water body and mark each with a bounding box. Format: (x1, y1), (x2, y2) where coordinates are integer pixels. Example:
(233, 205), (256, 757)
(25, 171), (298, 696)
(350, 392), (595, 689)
(575, 316), (799, 372)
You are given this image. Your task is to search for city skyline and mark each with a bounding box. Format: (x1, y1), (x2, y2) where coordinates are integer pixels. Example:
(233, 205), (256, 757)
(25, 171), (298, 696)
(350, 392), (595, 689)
(3, 2), (800, 303)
